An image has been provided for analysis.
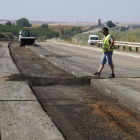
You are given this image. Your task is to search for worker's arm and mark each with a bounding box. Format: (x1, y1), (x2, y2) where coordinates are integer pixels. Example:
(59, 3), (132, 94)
(108, 38), (114, 51)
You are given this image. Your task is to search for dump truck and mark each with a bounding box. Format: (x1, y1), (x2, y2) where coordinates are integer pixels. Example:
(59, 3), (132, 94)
(19, 30), (35, 46)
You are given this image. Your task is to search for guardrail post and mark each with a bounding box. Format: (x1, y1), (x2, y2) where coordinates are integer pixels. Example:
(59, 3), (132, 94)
(77, 36), (79, 44)
(117, 45), (119, 49)
(123, 46), (125, 50)
(129, 47), (131, 51)
(136, 47), (138, 52)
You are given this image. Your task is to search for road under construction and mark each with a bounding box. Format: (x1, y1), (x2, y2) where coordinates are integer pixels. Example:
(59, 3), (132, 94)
(0, 41), (140, 140)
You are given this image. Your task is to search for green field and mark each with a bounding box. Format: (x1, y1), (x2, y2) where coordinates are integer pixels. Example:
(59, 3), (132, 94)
(0, 24), (59, 40)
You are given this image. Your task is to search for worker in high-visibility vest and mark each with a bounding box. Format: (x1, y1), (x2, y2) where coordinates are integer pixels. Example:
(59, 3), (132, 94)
(94, 27), (115, 78)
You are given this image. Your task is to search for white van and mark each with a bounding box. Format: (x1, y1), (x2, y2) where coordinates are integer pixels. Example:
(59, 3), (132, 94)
(88, 35), (99, 45)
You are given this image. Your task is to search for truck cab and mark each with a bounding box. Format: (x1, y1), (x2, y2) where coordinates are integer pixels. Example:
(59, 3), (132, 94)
(88, 35), (99, 45)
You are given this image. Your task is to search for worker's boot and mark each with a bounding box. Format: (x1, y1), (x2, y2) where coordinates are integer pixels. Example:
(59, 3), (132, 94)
(94, 72), (100, 77)
(108, 73), (115, 78)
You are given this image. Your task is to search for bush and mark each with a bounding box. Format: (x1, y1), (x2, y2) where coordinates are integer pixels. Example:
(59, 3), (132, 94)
(38, 36), (47, 41)
(5, 21), (12, 26)
(0, 33), (4, 38)
(40, 24), (48, 28)
(3, 32), (14, 39)
(60, 27), (82, 39)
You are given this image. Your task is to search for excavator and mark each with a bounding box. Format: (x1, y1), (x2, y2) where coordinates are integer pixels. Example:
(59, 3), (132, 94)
(19, 30), (35, 46)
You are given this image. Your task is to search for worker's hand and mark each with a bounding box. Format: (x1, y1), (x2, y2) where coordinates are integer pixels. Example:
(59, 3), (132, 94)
(107, 48), (111, 51)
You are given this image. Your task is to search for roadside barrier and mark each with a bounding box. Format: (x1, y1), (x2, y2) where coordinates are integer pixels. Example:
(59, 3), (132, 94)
(97, 40), (140, 52)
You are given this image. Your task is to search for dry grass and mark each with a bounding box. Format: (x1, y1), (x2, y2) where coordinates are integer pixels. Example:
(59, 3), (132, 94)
(31, 25), (40, 28)
(49, 25), (73, 30)
(31, 24), (75, 32)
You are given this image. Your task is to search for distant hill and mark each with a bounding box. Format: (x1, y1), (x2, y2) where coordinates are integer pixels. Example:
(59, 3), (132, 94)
(0, 20), (98, 26)
(0, 19), (140, 27)
(0, 19), (9, 21)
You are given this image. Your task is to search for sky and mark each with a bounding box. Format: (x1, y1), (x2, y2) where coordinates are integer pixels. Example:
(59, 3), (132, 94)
(0, 0), (140, 22)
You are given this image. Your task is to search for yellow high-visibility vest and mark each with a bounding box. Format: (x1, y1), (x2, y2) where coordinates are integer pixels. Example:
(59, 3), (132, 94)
(103, 34), (113, 53)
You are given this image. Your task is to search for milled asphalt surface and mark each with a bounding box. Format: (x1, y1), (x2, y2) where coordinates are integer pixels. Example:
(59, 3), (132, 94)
(0, 41), (139, 140)
(26, 42), (140, 115)
(10, 42), (140, 140)
(33, 85), (140, 140)
(92, 78), (140, 114)
(0, 42), (64, 140)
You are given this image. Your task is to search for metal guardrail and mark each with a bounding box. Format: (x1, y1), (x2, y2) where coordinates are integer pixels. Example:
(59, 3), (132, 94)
(97, 40), (140, 52)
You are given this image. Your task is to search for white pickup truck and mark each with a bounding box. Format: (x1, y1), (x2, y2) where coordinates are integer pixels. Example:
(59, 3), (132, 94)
(88, 35), (99, 45)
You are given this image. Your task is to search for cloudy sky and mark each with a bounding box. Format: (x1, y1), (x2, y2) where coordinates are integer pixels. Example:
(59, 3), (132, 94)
(0, 0), (139, 22)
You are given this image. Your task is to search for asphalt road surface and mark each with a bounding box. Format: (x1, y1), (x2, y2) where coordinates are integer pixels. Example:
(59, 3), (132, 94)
(26, 42), (140, 114)
(27, 42), (140, 78)
(9, 42), (140, 140)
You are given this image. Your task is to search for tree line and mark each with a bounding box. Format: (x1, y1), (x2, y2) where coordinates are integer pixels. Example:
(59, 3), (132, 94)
(4, 18), (117, 41)
(3, 18), (59, 40)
